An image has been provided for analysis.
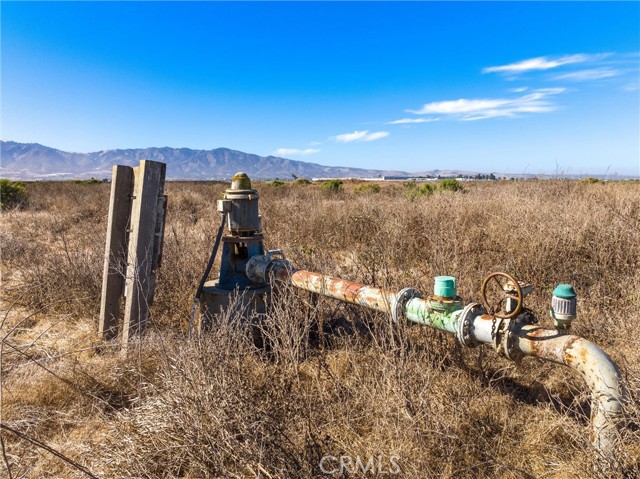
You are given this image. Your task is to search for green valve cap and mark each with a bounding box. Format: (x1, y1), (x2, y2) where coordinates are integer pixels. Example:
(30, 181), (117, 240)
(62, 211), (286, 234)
(434, 276), (456, 298)
(552, 284), (576, 299)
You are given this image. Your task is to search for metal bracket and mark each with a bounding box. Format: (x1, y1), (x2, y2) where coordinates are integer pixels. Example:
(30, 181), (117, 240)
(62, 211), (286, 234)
(217, 199), (232, 213)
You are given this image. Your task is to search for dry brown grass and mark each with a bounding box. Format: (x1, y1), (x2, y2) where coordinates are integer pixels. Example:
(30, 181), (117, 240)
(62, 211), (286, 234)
(1, 179), (639, 478)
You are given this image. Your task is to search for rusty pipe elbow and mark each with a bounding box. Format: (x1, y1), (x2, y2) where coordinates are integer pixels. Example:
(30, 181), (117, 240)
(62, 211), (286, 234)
(515, 325), (625, 455)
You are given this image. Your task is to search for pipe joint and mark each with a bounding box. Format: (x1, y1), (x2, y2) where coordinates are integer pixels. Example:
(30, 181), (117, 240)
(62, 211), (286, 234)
(491, 311), (538, 360)
(456, 302), (484, 348)
(245, 250), (289, 285)
(392, 288), (422, 323)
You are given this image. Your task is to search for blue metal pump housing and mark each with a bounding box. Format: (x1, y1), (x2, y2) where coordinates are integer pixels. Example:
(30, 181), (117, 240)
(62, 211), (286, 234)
(199, 173), (270, 328)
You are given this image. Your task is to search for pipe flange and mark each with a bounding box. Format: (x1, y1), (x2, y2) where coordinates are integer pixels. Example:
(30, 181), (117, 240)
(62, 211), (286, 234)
(456, 302), (484, 348)
(392, 288), (421, 323)
(491, 317), (505, 353)
(492, 316), (522, 359)
(502, 319), (520, 360)
(503, 313), (535, 361)
(457, 302), (479, 348)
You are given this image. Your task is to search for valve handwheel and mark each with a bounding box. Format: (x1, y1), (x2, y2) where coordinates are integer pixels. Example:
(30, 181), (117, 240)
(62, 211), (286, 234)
(480, 272), (523, 319)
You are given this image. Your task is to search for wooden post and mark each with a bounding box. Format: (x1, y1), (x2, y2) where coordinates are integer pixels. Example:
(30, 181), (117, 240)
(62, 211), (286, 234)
(99, 160), (166, 346)
(99, 165), (134, 340)
(122, 160), (167, 344)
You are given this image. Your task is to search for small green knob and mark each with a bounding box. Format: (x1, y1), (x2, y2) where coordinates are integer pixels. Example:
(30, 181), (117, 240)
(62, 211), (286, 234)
(553, 284), (576, 299)
(434, 276), (456, 298)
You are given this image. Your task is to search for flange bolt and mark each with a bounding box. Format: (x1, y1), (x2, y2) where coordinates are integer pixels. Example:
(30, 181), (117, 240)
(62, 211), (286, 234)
(550, 284), (577, 332)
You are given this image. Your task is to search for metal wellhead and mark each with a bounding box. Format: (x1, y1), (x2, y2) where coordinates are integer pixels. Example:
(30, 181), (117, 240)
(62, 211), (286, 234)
(195, 173), (626, 461)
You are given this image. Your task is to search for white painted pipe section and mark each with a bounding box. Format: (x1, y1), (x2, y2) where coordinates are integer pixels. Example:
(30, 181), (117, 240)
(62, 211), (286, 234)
(513, 325), (624, 454)
(467, 314), (624, 455)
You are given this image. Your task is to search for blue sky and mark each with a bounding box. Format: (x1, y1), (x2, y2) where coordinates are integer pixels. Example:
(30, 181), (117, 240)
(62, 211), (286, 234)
(2, 1), (639, 176)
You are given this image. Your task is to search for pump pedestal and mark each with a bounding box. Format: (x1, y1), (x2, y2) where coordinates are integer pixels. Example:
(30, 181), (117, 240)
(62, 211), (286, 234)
(200, 283), (269, 330)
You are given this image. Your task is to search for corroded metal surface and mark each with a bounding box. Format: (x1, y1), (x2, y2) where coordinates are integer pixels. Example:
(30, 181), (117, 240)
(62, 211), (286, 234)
(515, 325), (624, 453)
(267, 260), (295, 283)
(289, 270), (396, 313)
(260, 257), (624, 457)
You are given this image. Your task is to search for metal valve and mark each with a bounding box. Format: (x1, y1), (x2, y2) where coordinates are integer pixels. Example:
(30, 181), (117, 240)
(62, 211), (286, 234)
(550, 284), (577, 333)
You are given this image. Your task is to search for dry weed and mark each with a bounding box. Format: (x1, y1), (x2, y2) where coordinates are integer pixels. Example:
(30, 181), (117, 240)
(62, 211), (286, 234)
(1, 179), (638, 478)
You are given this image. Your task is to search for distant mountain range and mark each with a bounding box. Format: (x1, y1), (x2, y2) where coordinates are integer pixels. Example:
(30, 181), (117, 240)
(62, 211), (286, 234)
(3, 141), (631, 181)
(1, 141), (419, 180)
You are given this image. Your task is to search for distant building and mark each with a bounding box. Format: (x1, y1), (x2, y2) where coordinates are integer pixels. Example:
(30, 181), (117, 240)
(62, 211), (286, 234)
(311, 177), (381, 182)
(382, 176), (435, 182)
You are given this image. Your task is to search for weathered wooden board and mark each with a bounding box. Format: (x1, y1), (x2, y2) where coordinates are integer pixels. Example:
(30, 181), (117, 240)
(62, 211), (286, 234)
(122, 160), (166, 344)
(98, 165), (134, 340)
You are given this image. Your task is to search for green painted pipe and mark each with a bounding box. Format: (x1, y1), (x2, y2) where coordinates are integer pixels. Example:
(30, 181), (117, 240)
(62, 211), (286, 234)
(403, 297), (462, 334)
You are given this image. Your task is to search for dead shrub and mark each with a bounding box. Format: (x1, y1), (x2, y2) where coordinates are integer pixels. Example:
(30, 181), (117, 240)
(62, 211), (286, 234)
(1, 180), (638, 478)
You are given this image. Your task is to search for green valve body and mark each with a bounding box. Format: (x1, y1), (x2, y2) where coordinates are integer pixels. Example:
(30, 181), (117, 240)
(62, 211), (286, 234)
(404, 297), (461, 334)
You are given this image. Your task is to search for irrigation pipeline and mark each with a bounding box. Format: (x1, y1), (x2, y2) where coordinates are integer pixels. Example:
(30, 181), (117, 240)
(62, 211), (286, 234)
(247, 258), (625, 459)
(195, 172), (626, 462)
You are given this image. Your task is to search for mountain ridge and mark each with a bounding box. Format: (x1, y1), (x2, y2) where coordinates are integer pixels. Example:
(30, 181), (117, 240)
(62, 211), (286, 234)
(1, 141), (414, 180)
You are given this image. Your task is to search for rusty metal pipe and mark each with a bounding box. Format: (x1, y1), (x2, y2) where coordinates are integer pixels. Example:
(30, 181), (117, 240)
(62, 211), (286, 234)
(250, 259), (398, 313)
(253, 259), (624, 457)
(516, 325), (624, 454)
(466, 314), (624, 454)
(289, 270), (397, 313)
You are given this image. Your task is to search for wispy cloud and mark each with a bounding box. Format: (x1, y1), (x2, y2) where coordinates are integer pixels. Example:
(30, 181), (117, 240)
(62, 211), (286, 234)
(364, 131), (389, 141)
(333, 130), (389, 143)
(334, 130), (368, 142)
(273, 148), (320, 156)
(407, 88), (565, 121)
(483, 53), (608, 74)
(553, 68), (618, 81)
(387, 118), (439, 125)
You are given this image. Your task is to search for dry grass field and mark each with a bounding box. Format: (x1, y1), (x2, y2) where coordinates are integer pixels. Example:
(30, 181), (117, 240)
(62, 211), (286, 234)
(1, 179), (639, 478)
